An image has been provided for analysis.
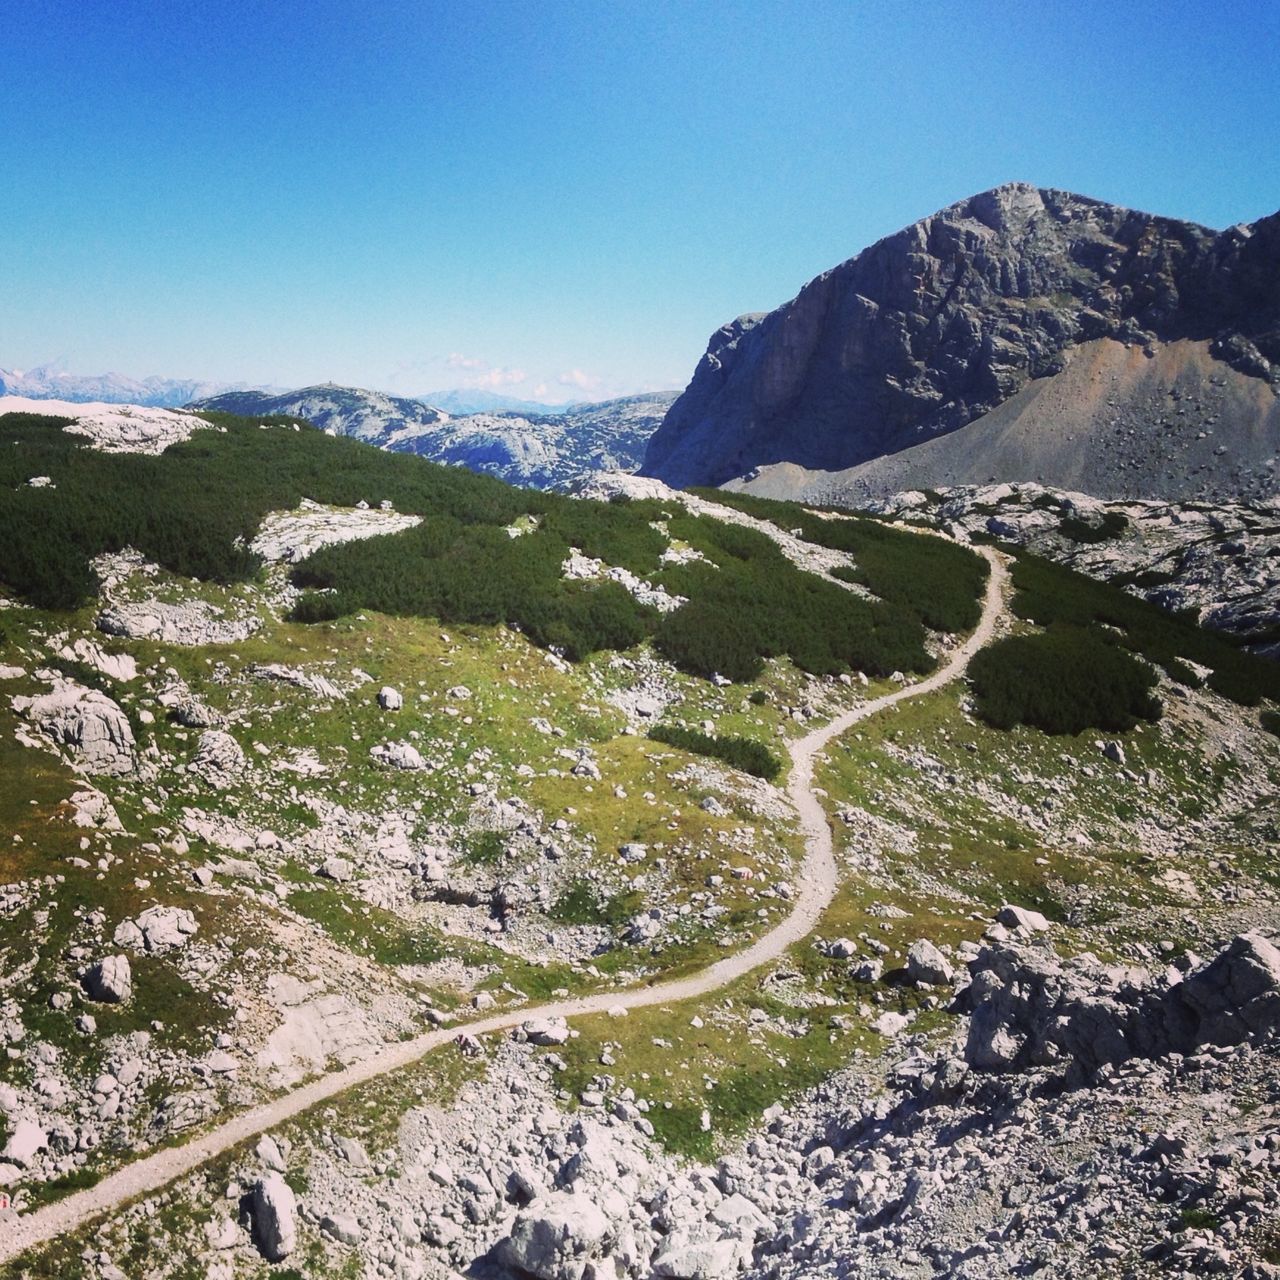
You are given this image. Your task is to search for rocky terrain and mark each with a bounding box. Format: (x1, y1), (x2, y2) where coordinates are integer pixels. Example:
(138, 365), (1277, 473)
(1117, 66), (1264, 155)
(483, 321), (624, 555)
(848, 482), (1280, 658)
(0, 411), (1278, 1280)
(0, 399), (221, 456)
(192, 386), (676, 490)
(642, 183), (1280, 496)
(727, 338), (1280, 506)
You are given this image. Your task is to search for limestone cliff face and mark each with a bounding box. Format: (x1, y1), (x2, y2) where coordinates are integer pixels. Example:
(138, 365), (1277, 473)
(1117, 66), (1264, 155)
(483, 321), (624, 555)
(642, 184), (1280, 488)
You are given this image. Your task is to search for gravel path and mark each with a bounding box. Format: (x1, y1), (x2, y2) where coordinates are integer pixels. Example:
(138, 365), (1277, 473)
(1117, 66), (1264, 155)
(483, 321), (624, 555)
(0, 547), (1007, 1266)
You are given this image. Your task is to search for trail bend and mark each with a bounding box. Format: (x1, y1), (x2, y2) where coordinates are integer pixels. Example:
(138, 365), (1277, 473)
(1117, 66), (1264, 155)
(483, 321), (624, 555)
(0, 545), (1007, 1266)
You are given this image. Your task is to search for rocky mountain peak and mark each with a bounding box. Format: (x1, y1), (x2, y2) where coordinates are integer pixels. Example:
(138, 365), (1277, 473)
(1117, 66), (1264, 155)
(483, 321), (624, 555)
(642, 185), (1279, 490)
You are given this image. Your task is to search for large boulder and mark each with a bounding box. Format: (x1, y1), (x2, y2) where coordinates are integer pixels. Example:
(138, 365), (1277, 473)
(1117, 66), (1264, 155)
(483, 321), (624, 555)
(370, 740), (425, 770)
(2, 1119), (48, 1167)
(906, 938), (953, 986)
(963, 944), (1153, 1076)
(996, 904), (1050, 933)
(82, 954), (132, 1003)
(251, 1171), (297, 1261)
(12, 682), (135, 775)
(1174, 931), (1280, 1045)
(522, 1017), (571, 1047)
(115, 905), (198, 953)
(189, 730), (246, 789)
(651, 1227), (750, 1279)
(497, 1192), (612, 1280)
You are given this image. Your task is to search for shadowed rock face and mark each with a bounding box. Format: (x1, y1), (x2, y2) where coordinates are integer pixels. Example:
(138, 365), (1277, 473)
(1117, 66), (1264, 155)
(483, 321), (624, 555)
(642, 183), (1280, 488)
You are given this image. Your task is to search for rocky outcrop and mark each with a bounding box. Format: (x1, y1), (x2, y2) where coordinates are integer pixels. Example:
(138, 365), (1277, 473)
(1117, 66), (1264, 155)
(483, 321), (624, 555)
(859, 483), (1280, 656)
(962, 931), (1280, 1079)
(98, 600), (260, 646)
(189, 730), (246, 789)
(249, 499), (422, 564)
(11, 682), (136, 775)
(642, 184), (1280, 491)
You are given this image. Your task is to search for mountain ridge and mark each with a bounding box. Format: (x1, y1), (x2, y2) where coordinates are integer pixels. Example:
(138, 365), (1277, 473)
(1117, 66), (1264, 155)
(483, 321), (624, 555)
(191, 384), (677, 490)
(0, 363), (256, 408)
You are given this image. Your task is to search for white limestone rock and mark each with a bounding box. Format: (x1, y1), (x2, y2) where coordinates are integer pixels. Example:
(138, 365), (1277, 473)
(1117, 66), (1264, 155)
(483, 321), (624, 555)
(189, 730), (246, 788)
(12, 681), (136, 775)
(82, 954), (132, 1003)
(2, 1119), (48, 1167)
(251, 1171), (297, 1261)
(370, 740), (426, 770)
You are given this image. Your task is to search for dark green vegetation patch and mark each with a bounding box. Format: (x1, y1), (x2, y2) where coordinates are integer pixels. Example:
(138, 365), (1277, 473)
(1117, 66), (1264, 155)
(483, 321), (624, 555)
(969, 626), (1162, 734)
(648, 723), (783, 781)
(1007, 554), (1280, 708)
(0, 414), (986, 686)
(693, 489), (990, 634)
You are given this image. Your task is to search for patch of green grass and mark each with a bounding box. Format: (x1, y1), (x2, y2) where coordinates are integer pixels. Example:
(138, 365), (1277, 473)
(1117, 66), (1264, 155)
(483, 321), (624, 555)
(460, 829), (507, 867)
(549, 879), (643, 927)
(1178, 1206), (1222, 1231)
(285, 881), (447, 967)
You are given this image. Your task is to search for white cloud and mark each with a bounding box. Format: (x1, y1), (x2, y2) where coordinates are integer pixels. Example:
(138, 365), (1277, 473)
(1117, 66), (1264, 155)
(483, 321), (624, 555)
(384, 353), (664, 404)
(556, 368), (602, 391)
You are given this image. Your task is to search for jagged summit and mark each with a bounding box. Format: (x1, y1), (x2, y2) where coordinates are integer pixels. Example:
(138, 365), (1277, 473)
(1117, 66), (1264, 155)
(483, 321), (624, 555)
(641, 185), (1280, 492)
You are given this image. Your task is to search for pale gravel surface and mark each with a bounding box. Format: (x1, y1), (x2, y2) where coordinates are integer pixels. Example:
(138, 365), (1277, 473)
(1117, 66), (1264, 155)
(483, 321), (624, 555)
(0, 547), (1007, 1268)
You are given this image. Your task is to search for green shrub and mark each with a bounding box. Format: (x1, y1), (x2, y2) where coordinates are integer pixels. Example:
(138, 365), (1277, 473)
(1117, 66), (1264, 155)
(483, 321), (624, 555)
(1058, 511), (1128, 543)
(691, 489), (989, 634)
(655, 513), (935, 682)
(460, 830), (506, 867)
(969, 625), (1162, 734)
(288, 590), (355, 623)
(0, 412), (985, 688)
(648, 724), (782, 781)
(1163, 657), (1204, 689)
(1261, 709), (1280, 738)
(1008, 553), (1280, 708)
(549, 880), (643, 926)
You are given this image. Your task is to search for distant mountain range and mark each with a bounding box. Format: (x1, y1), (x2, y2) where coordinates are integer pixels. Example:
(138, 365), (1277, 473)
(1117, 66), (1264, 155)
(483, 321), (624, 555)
(0, 368), (587, 422)
(418, 388), (579, 416)
(190, 385), (677, 490)
(0, 366), (677, 490)
(642, 183), (1280, 503)
(0, 364), (249, 408)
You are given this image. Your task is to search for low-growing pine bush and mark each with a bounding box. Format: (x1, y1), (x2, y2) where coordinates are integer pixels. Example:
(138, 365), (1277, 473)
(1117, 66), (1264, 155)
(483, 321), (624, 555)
(969, 625), (1162, 734)
(648, 724), (783, 781)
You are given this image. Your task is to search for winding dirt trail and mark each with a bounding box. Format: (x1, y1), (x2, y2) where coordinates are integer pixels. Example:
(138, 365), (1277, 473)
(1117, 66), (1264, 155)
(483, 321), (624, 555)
(0, 547), (1006, 1267)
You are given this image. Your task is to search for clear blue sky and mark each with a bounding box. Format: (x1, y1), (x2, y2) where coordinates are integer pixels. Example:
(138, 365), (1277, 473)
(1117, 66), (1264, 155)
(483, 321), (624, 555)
(3, 0), (1277, 403)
